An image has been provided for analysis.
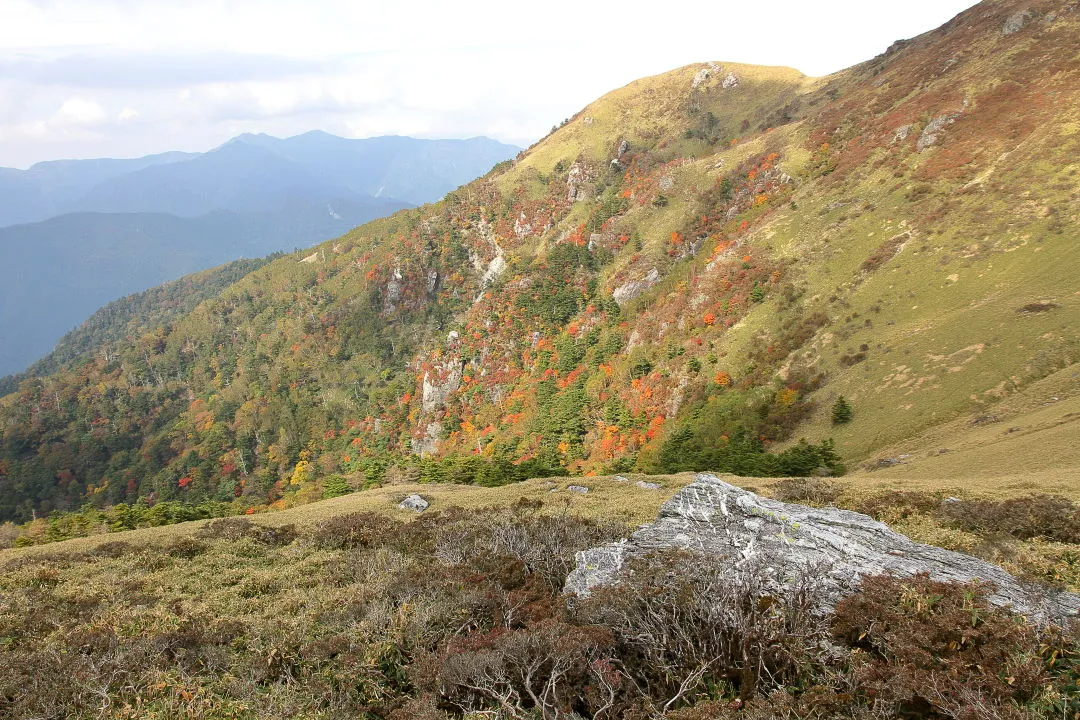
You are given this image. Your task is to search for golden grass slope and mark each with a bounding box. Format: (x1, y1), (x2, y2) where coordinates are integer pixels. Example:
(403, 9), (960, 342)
(0, 473), (697, 560)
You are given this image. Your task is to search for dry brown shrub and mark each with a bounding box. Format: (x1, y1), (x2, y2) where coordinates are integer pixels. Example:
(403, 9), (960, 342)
(309, 511), (404, 550)
(198, 517), (296, 546)
(164, 535), (208, 558)
(848, 490), (943, 523)
(773, 476), (842, 506)
(941, 495), (1080, 544)
(578, 550), (833, 708)
(832, 573), (1050, 717)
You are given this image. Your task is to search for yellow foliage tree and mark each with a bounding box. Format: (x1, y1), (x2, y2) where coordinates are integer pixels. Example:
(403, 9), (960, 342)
(290, 460), (314, 486)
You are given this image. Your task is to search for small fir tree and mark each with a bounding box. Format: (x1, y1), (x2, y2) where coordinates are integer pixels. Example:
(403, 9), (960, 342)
(831, 395), (853, 425)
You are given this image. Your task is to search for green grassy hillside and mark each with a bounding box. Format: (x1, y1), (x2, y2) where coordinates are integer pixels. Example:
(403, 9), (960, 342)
(0, 0), (1077, 523)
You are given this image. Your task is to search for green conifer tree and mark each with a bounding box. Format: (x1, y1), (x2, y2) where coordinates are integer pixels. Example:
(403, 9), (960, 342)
(831, 396), (853, 425)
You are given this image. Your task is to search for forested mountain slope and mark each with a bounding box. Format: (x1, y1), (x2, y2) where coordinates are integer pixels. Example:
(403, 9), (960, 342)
(0, 257), (279, 399)
(0, 0), (1077, 522)
(0, 200), (409, 377)
(0, 133), (520, 377)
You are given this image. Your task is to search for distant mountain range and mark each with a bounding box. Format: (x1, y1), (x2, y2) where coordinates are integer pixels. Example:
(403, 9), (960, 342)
(0, 132), (520, 225)
(0, 133), (520, 375)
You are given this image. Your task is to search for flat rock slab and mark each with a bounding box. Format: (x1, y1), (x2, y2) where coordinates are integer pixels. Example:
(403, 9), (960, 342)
(398, 494), (429, 512)
(567, 485), (590, 494)
(565, 473), (1080, 623)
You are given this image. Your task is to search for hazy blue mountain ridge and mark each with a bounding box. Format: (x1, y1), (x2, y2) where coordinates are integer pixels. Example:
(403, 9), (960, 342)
(0, 133), (520, 225)
(0, 132), (520, 375)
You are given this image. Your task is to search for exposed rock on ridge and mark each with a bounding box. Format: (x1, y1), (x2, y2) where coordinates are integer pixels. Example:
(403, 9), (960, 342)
(565, 473), (1080, 623)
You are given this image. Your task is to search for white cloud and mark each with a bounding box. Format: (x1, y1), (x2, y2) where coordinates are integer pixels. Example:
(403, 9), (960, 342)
(56, 97), (107, 125)
(0, 0), (980, 167)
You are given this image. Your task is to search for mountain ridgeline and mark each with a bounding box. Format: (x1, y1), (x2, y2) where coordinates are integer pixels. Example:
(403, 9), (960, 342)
(0, 133), (521, 376)
(1, 0), (1078, 522)
(0, 133), (521, 226)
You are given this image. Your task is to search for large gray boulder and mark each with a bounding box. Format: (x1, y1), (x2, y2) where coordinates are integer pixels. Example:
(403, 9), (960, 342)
(565, 473), (1080, 623)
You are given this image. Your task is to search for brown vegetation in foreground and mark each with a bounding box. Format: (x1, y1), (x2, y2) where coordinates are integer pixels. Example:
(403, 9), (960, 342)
(2, 499), (1078, 719)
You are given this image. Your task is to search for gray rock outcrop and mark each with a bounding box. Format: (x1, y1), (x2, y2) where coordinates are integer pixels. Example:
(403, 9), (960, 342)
(565, 474), (1080, 623)
(917, 113), (959, 151)
(566, 162), (593, 202)
(410, 422), (443, 457)
(384, 267), (405, 313)
(612, 268), (661, 305)
(421, 358), (464, 413)
(1003, 9), (1036, 35)
(478, 254), (506, 291)
(513, 212), (533, 239)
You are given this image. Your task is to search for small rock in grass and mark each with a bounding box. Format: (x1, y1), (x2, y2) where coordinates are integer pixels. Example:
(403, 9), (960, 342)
(398, 494), (429, 512)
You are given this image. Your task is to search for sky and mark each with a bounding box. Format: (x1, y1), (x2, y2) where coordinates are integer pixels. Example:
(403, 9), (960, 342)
(0, 0), (979, 168)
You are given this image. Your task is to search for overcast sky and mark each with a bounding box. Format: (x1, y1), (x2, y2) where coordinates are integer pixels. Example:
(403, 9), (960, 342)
(0, 0), (977, 168)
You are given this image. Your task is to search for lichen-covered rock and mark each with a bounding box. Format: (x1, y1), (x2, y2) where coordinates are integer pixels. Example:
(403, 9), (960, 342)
(410, 422), (442, 456)
(612, 268), (660, 305)
(398, 494), (429, 512)
(566, 162), (593, 202)
(1003, 9), (1036, 35)
(421, 358), (464, 413)
(384, 267), (405, 312)
(568, 485), (590, 494)
(565, 473), (1080, 623)
(636, 480), (662, 490)
(917, 114), (959, 151)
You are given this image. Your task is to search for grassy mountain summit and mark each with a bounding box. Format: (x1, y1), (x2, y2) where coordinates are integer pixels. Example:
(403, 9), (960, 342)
(0, 0), (1078, 523)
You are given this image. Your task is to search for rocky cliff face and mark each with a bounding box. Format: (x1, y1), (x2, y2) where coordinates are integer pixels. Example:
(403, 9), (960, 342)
(565, 473), (1080, 623)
